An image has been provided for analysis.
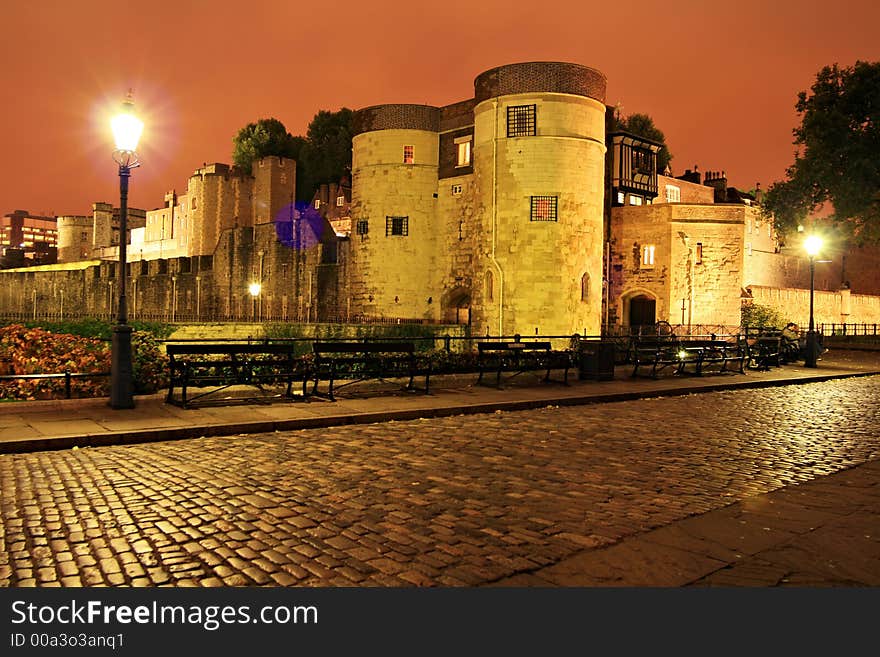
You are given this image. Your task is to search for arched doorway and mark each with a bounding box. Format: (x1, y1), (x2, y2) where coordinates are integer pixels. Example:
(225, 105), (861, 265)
(628, 294), (656, 330)
(442, 287), (471, 326)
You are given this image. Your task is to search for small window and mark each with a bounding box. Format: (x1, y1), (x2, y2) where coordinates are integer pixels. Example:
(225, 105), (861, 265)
(81, 231), (88, 241)
(140, 260), (149, 276)
(629, 195), (643, 206)
(356, 219), (369, 236)
(403, 145), (414, 164)
(158, 260), (169, 275)
(617, 192), (625, 204)
(485, 270), (494, 301)
(456, 140), (472, 167)
(530, 196), (558, 222)
(507, 105), (536, 137)
(580, 272), (590, 302)
(191, 197), (197, 210)
(451, 184), (462, 196)
(280, 173), (287, 184)
(386, 216), (409, 236)
(108, 264), (116, 278)
(199, 255), (213, 271)
(314, 199), (321, 209)
(642, 244), (655, 267)
(665, 185), (681, 203)
(336, 196), (345, 207)
(695, 242), (703, 264)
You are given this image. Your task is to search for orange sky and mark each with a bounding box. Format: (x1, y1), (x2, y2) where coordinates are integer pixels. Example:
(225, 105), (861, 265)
(1, 0), (878, 217)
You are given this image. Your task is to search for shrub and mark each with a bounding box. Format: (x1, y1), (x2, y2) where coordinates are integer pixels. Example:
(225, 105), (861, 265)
(0, 324), (168, 400)
(741, 303), (787, 330)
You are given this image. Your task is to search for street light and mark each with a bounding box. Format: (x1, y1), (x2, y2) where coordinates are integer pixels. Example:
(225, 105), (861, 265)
(804, 234), (822, 368)
(109, 92), (143, 409)
(249, 282), (261, 322)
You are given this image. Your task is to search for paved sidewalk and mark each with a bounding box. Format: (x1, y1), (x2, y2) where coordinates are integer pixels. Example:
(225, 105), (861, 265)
(2, 350), (880, 454)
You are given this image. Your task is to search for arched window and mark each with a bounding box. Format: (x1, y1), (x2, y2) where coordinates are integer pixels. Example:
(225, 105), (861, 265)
(485, 270), (494, 301)
(580, 272), (590, 302)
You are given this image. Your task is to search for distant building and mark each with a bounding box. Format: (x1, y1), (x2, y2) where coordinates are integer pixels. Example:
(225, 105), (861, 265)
(1, 210), (58, 267)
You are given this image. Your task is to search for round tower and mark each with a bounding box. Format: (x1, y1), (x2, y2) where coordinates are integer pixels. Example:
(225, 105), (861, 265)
(471, 62), (607, 336)
(349, 104), (441, 320)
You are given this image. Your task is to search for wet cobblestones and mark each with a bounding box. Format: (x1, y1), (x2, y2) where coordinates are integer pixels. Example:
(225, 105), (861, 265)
(1, 376), (879, 587)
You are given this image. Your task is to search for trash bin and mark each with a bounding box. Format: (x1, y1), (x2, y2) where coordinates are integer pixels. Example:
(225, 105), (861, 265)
(578, 340), (615, 381)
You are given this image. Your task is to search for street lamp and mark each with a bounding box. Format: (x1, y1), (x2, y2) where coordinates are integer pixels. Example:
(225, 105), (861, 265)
(109, 92), (143, 409)
(249, 282), (261, 322)
(804, 234), (822, 368)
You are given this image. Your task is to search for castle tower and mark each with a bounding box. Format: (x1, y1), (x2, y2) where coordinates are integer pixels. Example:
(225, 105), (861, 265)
(56, 215), (92, 262)
(349, 104), (442, 319)
(252, 156), (296, 225)
(471, 62), (608, 336)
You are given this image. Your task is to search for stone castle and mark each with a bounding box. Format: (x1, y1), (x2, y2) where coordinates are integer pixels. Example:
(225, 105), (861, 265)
(2, 61), (879, 333)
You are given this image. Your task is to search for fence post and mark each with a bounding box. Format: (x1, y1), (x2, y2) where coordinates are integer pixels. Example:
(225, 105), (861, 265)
(64, 371), (72, 399)
(444, 335), (451, 353)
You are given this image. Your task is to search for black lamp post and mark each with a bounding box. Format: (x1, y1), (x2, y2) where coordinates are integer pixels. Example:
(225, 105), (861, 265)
(109, 93), (143, 409)
(804, 235), (822, 368)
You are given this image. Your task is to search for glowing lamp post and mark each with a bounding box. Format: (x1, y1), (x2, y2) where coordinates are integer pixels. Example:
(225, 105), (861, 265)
(109, 93), (143, 409)
(249, 282), (261, 322)
(804, 235), (822, 368)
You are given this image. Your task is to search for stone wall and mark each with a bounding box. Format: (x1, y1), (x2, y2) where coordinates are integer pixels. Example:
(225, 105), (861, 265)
(749, 285), (880, 327)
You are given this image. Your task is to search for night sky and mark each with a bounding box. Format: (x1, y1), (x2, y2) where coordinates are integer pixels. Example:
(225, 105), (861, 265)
(1, 0), (877, 217)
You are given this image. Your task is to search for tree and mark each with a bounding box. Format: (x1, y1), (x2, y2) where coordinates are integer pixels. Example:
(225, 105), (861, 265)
(613, 112), (673, 174)
(763, 61), (880, 242)
(232, 118), (300, 173)
(294, 108), (355, 201)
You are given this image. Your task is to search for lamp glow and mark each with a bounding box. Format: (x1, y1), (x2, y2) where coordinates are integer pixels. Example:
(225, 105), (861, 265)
(804, 235), (822, 257)
(249, 282), (262, 297)
(111, 99), (143, 152)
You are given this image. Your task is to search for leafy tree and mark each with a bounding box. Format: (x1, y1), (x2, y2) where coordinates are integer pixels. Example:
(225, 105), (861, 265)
(613, 112), (673, 174)
(294, 108), (355, 201)
(763, 61), (880, 242)
(232, 110), (355, 201)
(232, 118), (300, 173)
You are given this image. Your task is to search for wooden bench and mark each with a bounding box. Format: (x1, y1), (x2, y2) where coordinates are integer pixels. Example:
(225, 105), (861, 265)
(747, 335), (783, 371)
(630, 339), (682, 378)
(677, 339), (746, 376)
(476, 341), (572, 389)
(166, 342), (310, 408)
(310, 341), (430, 401)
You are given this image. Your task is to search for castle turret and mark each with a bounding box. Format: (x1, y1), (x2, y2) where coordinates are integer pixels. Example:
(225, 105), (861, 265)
(349, 104), (441, 319)
(471, 62), (608, 336)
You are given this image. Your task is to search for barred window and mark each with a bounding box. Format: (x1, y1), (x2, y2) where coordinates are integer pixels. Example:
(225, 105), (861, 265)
(530, 196), (558, 222)
(403, 145), (414, 164)
(507, 104), (536, 137)
(642, 244), (655, 267)
(386, 216), (409, 236)
(356, 219), (369, 236)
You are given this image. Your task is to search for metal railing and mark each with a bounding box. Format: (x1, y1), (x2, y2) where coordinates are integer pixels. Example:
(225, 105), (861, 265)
(0, 371), (111, 399)
(820, 323), (880, 336)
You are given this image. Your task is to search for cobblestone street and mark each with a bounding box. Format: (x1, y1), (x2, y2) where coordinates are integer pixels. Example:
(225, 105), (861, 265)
(2, 376), (879, 587)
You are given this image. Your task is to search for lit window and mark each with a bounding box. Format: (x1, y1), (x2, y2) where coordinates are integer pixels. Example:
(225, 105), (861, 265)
(507, 105), (536, 137)
(629, 195), (643, 206)
(456, 139), (472, 167)
(451, 184), (462, 196)
(617, 192), (625, 204)
(530, 196), (558, 222)
(403, 145), (414, 164)
(665, 185), (681, 203)
(356, 219), (369, 236)
(336, 196), (345, 207)
(386, 216), (409, 236)
(695, 242), (703, 264)
(642, 244), (655, 267)
(314, 199), (321, 209)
